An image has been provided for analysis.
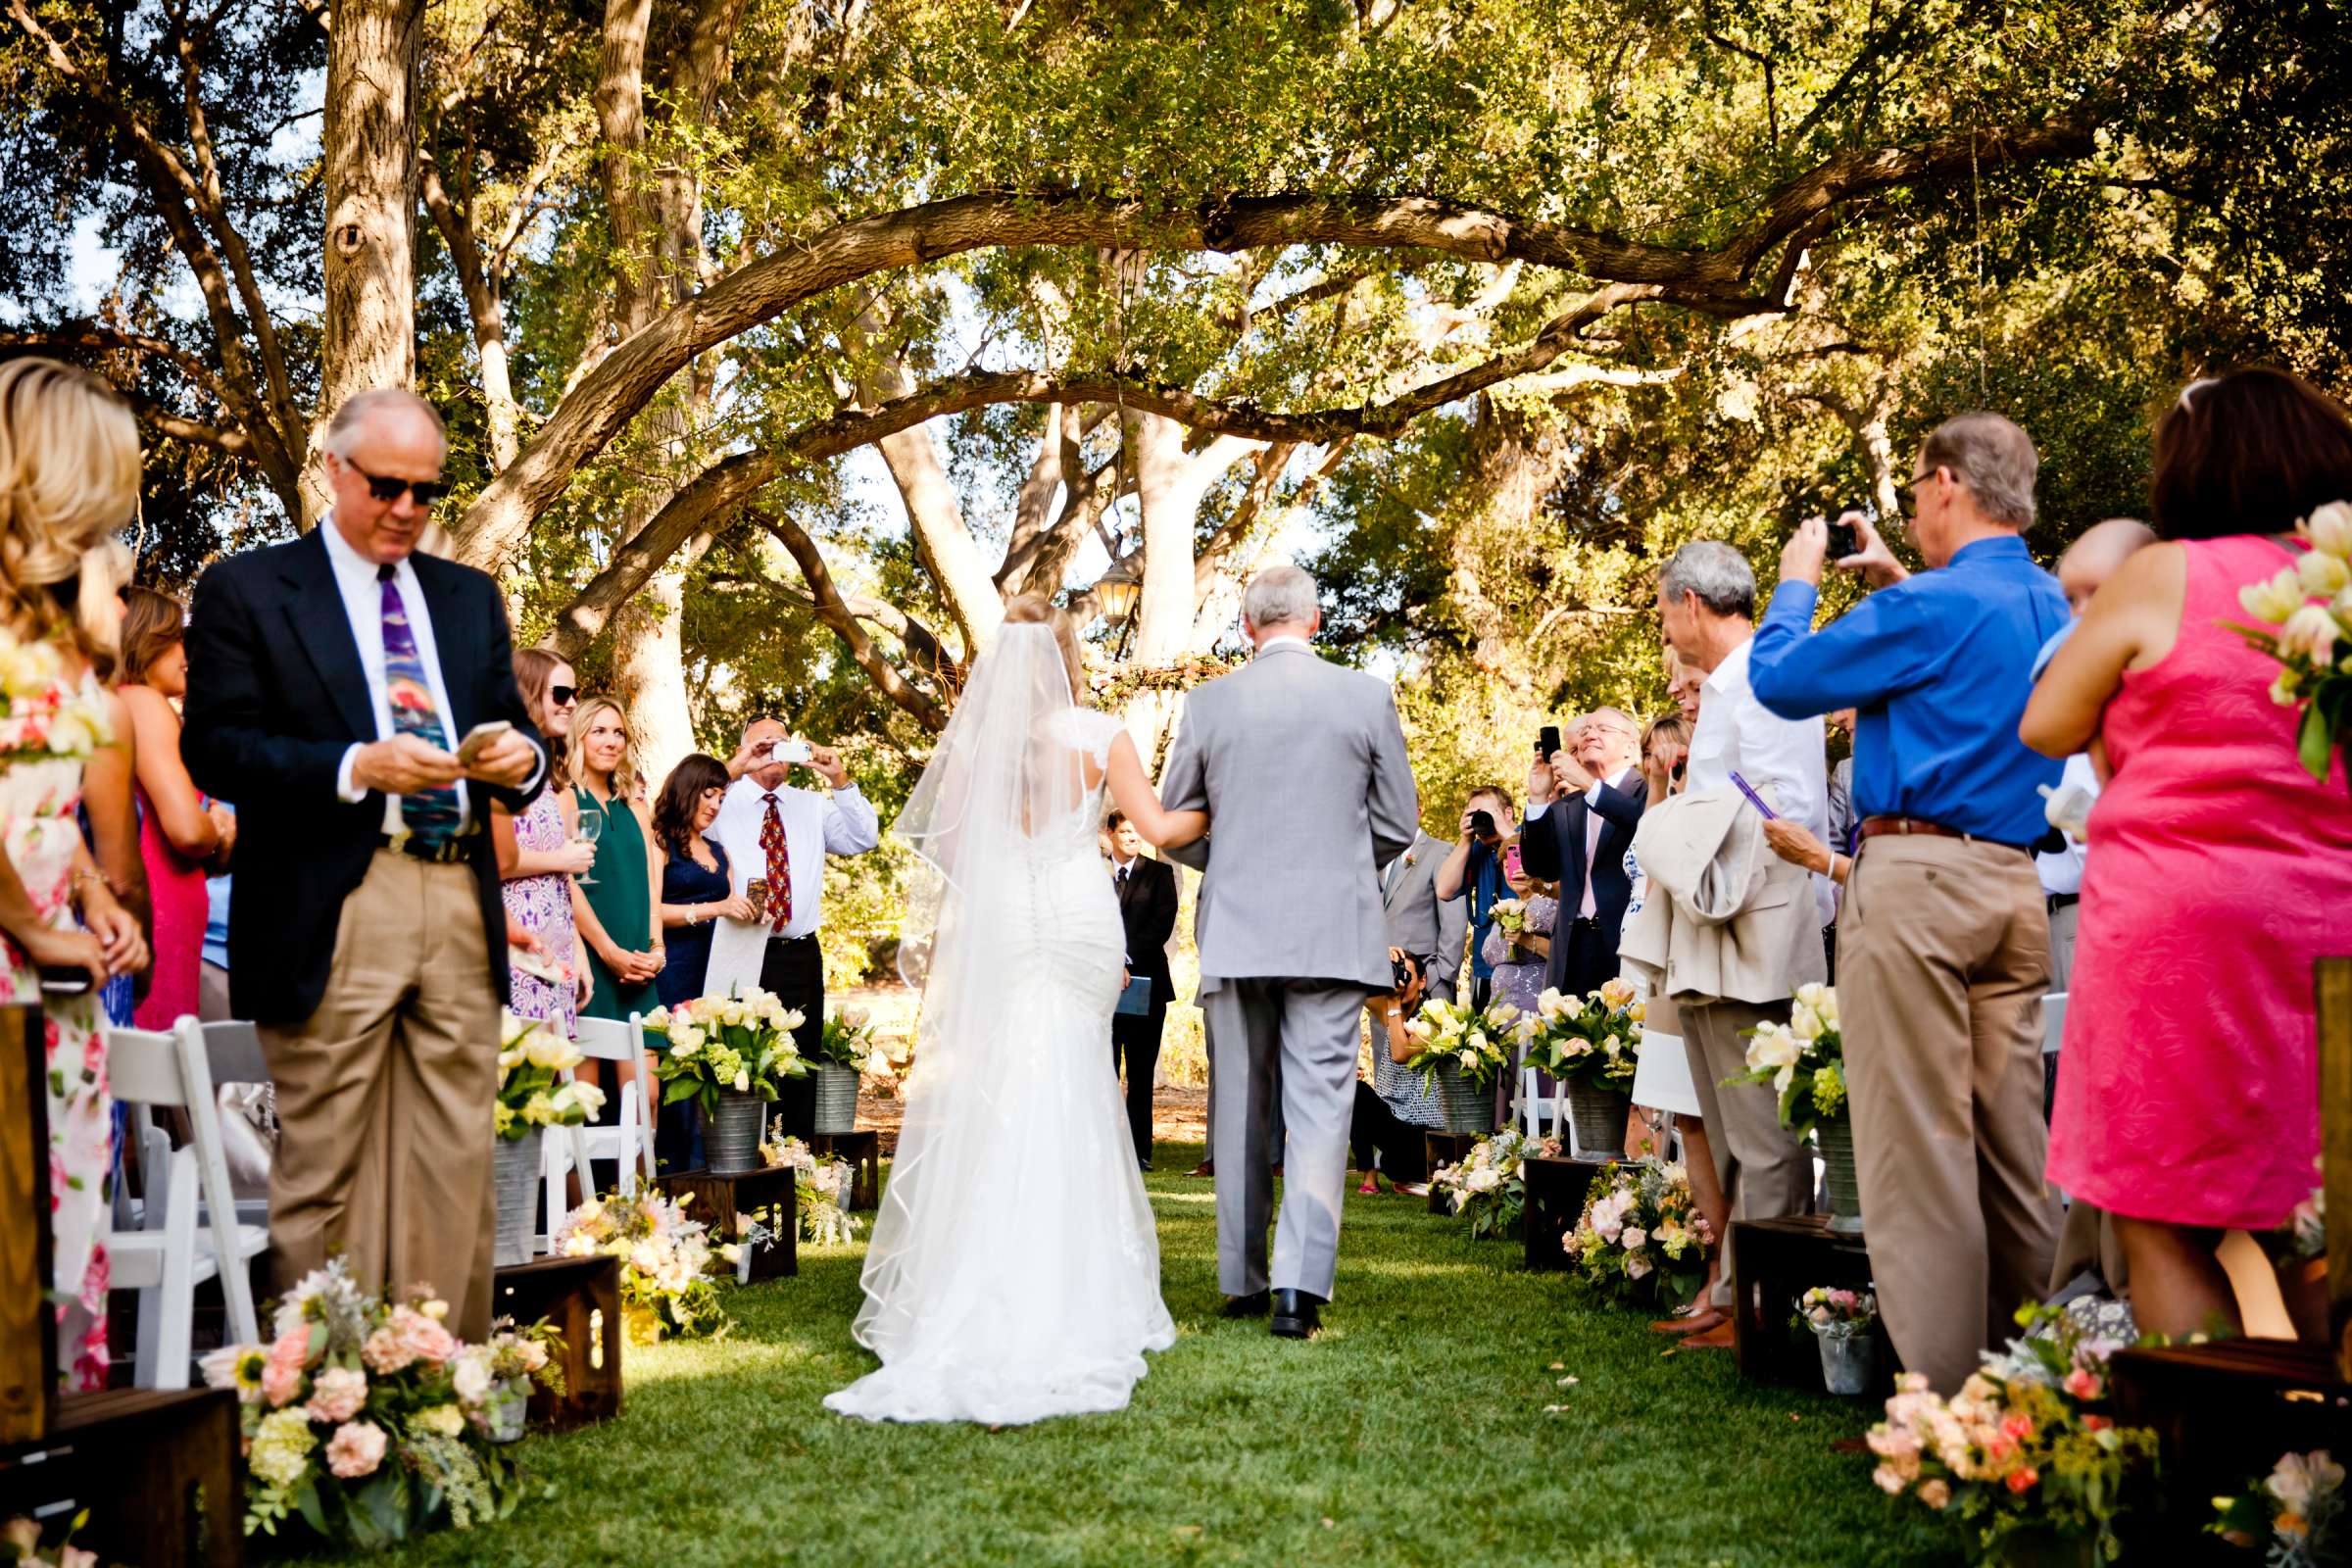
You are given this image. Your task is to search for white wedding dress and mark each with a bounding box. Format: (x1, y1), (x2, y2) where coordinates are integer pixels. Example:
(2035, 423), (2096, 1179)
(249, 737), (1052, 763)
(823, 626), (1175, 1425)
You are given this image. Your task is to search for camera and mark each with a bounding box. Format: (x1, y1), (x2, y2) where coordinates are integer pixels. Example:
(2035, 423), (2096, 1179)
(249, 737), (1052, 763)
(1390, 951), (1424, 996)
(1467, 809), (1498, 843)
(766, 738), (814, 765)
(1825, 518), (1860, 561)
(1536, 724), (1561, 760)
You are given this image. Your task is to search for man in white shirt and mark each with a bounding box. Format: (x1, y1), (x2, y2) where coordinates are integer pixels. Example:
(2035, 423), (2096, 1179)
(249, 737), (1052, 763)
(1650, 539), (1824, 1344)
(711, 716), (881, 1135)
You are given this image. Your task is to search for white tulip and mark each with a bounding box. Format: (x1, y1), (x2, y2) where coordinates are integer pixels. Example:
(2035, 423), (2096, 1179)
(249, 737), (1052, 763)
(2240, 566), (2305, 625)
(2298, 548), (2351, 599)
(2279, 604), (2342, 664)
(2302, 500), (2352, 560)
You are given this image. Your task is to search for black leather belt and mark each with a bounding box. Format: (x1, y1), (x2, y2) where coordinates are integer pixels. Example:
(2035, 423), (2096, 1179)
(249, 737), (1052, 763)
(2046, 892), (2080, 912)
(376, 830), (478, 864)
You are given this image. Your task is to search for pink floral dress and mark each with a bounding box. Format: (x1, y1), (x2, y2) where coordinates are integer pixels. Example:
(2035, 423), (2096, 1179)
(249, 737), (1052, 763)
(0, 703), (112, 1390)
(501, 789), (578, 1038)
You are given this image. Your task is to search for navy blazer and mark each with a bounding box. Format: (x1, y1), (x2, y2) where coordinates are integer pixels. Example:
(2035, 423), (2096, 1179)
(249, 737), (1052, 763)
(1515, 769), (1647, 993)
(181, 529), (545, 1025)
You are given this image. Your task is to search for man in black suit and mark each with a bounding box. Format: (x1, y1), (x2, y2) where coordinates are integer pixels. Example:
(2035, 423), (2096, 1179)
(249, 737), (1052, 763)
(1516, 709), (1646, 997)
(1106, 810), (1179, 1169)
(182, 388), (545, 1342)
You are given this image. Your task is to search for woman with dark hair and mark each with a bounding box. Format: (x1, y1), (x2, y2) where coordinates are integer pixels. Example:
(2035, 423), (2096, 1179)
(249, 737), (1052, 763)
(2023, 367), (2352, 1340)
(653, 752), (750, 1008)
(492, 648), (594, 1036)
(117, 583), (229, 1028)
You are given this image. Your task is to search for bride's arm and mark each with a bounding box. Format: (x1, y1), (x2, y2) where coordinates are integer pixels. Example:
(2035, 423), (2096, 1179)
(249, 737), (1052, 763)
(1103, 731), (1208, 849)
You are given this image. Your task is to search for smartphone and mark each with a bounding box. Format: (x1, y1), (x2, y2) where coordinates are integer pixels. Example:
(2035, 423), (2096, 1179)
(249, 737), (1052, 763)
(1501, 843), (1524, 881)
(456, 720), (513, 767)
(1727, 769), (1780, 820)
(768, 739), (814, 765)
(1824, 518), (1860, 560)
(1467, 809), (1497, 842)
(1536, 724), (1561, 760)
(746, 875), (769, 922)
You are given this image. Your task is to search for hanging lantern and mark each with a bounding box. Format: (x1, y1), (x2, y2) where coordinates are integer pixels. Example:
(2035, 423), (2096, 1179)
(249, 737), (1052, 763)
(1095, 554), (1143, 626)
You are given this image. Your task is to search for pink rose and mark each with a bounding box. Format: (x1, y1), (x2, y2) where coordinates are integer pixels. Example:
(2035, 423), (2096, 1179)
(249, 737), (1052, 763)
(390, 1305), (458, 1367)
(1917, 1479), (1951, 1510)
(2061, 1367), (2101, 1401)
(262, 1327), (312, 1408)
(361, 1326), (412, 1375)
(306, 1365), (368, 1424)
(324, 1420), (388, 1479)
(2005, 1466), (2039, 1494)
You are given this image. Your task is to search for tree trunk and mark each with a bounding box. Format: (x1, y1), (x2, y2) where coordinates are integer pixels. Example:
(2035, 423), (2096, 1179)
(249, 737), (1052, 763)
(313, 0), (427, 525)
(1119, 411), (1261, 755)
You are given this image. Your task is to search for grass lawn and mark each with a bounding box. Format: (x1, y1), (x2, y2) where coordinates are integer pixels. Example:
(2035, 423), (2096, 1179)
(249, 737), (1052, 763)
(301, 1142), (1955, 1568)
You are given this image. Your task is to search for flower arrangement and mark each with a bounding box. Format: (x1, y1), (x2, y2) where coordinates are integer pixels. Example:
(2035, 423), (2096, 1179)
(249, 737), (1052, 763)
(2212, 1450), (2345, 1567)
(554, 1190), (729, 1341)
(2236, 499), (2352, 785)
(1087, 653), (1246, 710)
(2, 1512), (107, 1568)
(760, 1127), (863, 1246)
(1731, 983), (1845, 1137)
(0, 621), (111, 762)
(195, 1260), (544, 1546)
(1397, 997), (1520, 1089)
(1519, 978), (1642, 1089)
(1796, 1286), (1876, 1341)
(494, 1011), (605, 1141)
(1563, 1157), (1711, 1307)
(1430, 1127), (1559, 1241)
(1865, 1305), (2161, 1565)
(1490, 898), (1529, 937)
(640, 987), (808, 1119)
(812, 1005), (900, 1078)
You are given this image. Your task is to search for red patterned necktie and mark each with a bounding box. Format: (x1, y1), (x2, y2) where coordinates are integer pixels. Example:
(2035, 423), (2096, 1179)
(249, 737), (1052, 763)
(760, 792), (794, 930)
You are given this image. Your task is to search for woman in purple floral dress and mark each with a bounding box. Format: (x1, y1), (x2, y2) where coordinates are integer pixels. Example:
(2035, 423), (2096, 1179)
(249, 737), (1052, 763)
(1484, 854), (1558, 1125)
(494, 650), (595, 1034)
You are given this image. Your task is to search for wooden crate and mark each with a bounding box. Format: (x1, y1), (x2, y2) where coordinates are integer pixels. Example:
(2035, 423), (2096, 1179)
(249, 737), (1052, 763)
(0, 1388), (243, 1568)
(658, 1166), (799, 1280)
(808, 1130), (881, 1210)
(1521, 1155), (1610, 1272)
(0, 1004), (53, 1446)
(2109, 1340), (2351, 1512)
(491, 1254), (623, 1431)
(1423, 1132), (1481, 1215)
(1729, 1215), (1897, 1395)
(2323, 956), (2350, 1381)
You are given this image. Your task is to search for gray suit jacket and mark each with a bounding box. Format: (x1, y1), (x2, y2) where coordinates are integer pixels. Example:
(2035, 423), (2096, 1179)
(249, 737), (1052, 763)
(1161, 644), (1419, 995)
(1382, 830), (1469, 1003)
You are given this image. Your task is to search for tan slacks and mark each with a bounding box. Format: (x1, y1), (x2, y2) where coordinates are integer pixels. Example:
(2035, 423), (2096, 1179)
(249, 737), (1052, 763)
(260, 851), (499, 1340)
(1683, 997), (1812, 1308)
(1840, 834), (2061, 1393)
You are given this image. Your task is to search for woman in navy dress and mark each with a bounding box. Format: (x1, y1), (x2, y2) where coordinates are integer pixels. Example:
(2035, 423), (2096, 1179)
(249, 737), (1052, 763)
(651, 754), (750, 1168)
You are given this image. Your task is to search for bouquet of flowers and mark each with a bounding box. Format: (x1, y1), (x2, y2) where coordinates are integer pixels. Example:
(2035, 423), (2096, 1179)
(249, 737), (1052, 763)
(196, 1260), (542, 1546)
(1796, 1285), (1876, 1342)
(553, 1190), (729, 1341)
(1730, 982), (1845, 1138)
(2236, 499), (2352, 786)
(812, 1006), (899, 1078)
(1397, 997), (1519, 1090)
(1865, 1305), (2161, 1565)
(760, 1127), (863, 1246)
(1518, 979), (1642, 1089)
(1490, 898), (1530, 937)
(1430, 1127), (1558, 1240)
(640, 987), (808, 1120)
(2212, 1450), (2345, 1567)
(494, 1011), (604, 1141)
(2, 1511), (108, 1568)
(1563, 1157), (1711, 1307)
(0, 620), (111, 763)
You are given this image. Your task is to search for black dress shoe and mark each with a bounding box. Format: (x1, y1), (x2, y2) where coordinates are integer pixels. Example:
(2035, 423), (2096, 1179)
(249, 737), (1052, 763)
(1270, 1289), (1325, 1339)
(1221, 1291), (1270, 1318)
(1139, 1157), (1153, 1172)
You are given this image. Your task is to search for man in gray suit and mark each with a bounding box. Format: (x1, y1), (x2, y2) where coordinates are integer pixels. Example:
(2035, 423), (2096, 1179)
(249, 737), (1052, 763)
(1161, 564), (1420, 1340)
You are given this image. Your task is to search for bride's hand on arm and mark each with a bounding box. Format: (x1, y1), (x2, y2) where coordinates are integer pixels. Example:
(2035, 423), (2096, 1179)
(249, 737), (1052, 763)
(1102, 731), (1208, 848)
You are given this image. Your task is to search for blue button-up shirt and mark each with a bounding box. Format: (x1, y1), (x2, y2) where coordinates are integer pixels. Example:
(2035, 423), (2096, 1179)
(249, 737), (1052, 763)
(1748, 535), (2069, 846)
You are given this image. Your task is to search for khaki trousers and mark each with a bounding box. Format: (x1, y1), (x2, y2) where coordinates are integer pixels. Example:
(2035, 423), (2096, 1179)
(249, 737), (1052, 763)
(1683, 997), (1812, 1308)
(260, 851), (499, 1340)
(1840, 834), (2060, 1393)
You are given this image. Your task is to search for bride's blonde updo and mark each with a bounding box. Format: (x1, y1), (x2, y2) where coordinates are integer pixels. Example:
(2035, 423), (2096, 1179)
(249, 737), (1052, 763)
(1001, 593), (1086, 702)
(0, 359), (139, 665)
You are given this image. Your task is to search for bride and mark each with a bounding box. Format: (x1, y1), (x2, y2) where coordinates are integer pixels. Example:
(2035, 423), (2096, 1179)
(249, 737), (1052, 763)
(823, 594), (1206, 1425)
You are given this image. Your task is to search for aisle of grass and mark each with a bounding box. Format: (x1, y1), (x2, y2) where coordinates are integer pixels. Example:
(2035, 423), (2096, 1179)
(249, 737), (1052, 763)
(318, 1144), (1951, 1568)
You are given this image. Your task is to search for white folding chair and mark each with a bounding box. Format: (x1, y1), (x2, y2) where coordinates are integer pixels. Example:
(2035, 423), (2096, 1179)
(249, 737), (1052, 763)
(1516, 1063), (1560, 1142)
(105, 1016), (268, 1388)
(540, 1013), (657, 1246)
(2040, 992), (2069, 1056)
(1629, 1029), (1697, 1165)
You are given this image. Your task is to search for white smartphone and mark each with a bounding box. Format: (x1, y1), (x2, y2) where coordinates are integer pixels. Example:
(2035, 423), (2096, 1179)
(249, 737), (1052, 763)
(769, 738), (813, 765)
(456, 719), (514, 767)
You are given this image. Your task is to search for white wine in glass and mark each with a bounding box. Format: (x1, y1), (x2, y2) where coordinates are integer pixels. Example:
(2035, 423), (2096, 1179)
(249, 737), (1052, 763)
(572, 801), (605, 886)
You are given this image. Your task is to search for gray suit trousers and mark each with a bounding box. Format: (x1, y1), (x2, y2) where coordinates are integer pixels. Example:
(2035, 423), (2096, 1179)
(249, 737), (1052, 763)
(1205, 978), (1370, 1298)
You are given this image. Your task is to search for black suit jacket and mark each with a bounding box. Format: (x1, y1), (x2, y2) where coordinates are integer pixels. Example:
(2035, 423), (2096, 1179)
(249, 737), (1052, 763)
(1516, 769), (1647, 994)
(181, 529), (545, 1026)
(1114, 856), (1179, 988)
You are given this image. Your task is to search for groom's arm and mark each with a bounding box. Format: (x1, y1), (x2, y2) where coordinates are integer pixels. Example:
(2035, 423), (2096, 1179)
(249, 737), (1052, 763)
(1367, 688), (1418, 869)
(1157, 701), (1210, 873)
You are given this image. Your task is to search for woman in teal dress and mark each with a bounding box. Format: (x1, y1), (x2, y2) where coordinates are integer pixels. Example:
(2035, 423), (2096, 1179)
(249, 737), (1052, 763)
(568, 696), (662, 1023)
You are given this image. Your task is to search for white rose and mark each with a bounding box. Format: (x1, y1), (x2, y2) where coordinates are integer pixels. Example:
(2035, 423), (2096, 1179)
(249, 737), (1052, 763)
(1745, 1026), (1799, 1072)
(2279, 604), (2342, 664)
(1793, 982), (1827, 1010)
(2241, 566), (2305, 625)
(1788, 1004), (1823, 1042)
(2304, 500), (2352, 559)
(523, 1029), (569, 1069)
(2299, 549), (2352, 598)
(734, 1070), (751, 1092)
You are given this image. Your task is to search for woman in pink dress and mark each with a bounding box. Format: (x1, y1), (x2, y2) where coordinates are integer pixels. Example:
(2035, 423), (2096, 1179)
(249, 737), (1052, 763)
(2024, 368), (2352, 1339)
(117, 585), (228, 1030)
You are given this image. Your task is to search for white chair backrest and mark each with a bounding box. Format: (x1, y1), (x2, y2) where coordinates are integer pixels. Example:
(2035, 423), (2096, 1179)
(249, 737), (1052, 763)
(106, 1017), (260, 1346)
(2040, 992), (2068, 1056)
(107, 1023), (197, 1109)
(202, 1019), (269, 1084)
(572, 1014), (643, 1063)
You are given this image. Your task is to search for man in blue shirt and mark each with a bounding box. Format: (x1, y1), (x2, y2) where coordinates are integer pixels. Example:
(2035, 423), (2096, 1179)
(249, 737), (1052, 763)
(1748, 411), (2068, 1395)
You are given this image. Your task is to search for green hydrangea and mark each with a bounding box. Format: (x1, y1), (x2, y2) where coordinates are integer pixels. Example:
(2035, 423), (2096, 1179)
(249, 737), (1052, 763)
(1811, 1063), (1846, 1119)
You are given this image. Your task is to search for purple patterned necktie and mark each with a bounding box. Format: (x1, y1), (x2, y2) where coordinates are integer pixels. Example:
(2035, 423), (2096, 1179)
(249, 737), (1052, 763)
(378, 565), (461, 844)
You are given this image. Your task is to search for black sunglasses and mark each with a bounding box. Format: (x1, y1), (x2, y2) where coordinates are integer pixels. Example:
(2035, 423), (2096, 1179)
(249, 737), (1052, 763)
(341, 455), (448, 508)
(1891, 469), (1936, 513)
(549, 683), (579, 707)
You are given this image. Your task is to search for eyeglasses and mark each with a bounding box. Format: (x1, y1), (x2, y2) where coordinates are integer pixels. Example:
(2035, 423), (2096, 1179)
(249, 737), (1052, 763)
(549, 684), (578, 707)
(1892, 470), (1935, 514)
(339, 455), (448, 509)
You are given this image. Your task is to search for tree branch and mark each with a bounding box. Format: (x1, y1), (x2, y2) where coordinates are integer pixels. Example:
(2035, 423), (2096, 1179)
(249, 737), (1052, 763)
(755, 515), (951, 731)
(545, 449), (778, 661)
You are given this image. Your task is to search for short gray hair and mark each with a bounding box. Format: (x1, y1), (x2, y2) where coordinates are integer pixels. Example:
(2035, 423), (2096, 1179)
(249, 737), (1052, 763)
(1658, 540), (1755, 619)
(1919, 413), (2037, 529)
(321, 387), (447, 459)
(1242, 563), (1320, 630)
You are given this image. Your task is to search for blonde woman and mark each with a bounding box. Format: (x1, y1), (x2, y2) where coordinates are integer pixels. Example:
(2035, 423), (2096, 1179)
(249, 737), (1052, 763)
(569, 695), (662, 1024)
(0, 360), (153, 1390)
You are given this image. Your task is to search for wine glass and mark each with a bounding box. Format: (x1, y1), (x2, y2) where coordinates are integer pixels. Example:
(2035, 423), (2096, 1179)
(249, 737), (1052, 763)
(571, 803), (605, 886)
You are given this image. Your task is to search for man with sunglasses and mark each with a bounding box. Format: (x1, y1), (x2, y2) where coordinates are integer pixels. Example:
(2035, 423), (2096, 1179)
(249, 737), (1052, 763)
(183, 386), (547, 1343)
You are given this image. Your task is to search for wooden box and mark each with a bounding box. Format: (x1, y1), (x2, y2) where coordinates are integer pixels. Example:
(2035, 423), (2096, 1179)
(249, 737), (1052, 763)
(1521, 1154), (1611, 1271)
(1424, 1132), (1482, 1215)
(808, 1130), (881, 1210)
(658, 1166), (799, 1281)
(1729, 1215), (1897, 1395)
(0, 1004), (53, 1446)
(0, 1388), (243, 1568)
(2109, 1339), (2352, 1511)
(491, 1254), (623, 1431)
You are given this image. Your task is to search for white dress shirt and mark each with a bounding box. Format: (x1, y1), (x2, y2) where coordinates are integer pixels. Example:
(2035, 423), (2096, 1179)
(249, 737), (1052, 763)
(1254, 634), (1314, 658)
(320, 518), (477, 835)
(710, 774), (881, 941)
(1687, 634), (1835, 924)
(2035, 752), (2098, 897)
